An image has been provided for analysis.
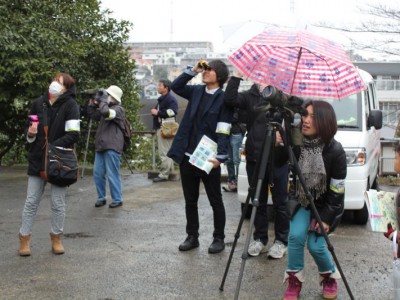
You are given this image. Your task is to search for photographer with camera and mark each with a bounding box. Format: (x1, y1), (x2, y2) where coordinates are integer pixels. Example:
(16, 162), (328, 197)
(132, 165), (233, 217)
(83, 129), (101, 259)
(87, 85), (125, 208)
(224, 72), (290, 259)
(167, 59), (232, 254)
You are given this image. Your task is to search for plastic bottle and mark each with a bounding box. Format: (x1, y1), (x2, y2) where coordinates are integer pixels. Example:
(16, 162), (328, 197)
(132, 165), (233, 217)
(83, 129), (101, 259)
(28, 115), (39, 132)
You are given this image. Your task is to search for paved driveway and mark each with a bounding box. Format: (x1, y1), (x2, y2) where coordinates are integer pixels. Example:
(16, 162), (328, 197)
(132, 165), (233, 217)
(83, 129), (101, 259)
(0, 166), (394, 299)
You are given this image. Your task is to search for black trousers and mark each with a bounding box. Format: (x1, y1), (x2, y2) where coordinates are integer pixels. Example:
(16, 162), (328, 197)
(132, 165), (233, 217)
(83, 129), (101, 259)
(179, 156), (226, 239)
(246, 161), (289, 245)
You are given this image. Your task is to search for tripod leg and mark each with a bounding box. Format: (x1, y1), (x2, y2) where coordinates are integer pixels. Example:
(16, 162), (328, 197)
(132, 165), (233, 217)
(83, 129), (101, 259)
(233, 125), (275, 300)
(219, 189), (254, 291)
(81, 118), (92, 178)
(219, 159), (261, 291)
(234, 201), (259, 300)
(122, 153), (134, 174)
(285, 142), (355, 300)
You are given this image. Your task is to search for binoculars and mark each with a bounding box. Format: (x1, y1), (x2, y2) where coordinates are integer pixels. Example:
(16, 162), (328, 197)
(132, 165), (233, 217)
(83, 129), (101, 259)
(197, 60), (211, 71)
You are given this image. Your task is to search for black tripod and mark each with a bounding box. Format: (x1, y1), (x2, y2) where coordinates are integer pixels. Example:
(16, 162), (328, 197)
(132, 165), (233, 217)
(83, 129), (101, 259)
(219, 111), (354, 300)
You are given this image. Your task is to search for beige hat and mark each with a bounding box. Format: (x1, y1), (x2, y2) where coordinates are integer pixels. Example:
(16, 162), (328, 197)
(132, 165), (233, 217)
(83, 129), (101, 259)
(106, 85), (123, 103)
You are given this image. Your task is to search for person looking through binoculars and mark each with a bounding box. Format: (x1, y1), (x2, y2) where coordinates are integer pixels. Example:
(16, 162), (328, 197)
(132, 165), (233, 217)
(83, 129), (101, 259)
(167, 59), (232, 254)
(87, 85), (125, 209)
(224, 71), (290, 259)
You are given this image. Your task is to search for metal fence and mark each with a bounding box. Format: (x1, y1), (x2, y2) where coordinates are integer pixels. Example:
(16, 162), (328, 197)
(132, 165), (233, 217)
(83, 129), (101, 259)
(79, 129), (158, 178)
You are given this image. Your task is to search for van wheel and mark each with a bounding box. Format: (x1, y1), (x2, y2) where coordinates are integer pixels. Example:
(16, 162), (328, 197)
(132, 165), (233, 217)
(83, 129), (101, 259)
(353, 203), (369, 225)
(241, 203), (252, 219)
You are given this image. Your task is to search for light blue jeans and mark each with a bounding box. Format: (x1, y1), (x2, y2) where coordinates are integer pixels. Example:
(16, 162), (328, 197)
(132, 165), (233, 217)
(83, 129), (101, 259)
(20, 175), (66, 235)
(226, 133), (243, 182)
(287, 206), (335, 273)
(94, 150), (123, 203)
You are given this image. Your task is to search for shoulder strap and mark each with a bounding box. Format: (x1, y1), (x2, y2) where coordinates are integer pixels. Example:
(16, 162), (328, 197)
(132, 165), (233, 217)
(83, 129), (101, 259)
(112, 106), (126, 132)
(41, 99), (49, 144)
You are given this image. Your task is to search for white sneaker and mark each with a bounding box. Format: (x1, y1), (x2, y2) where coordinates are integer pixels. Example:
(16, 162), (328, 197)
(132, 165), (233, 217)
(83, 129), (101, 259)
(268, 240), (287, 259)
(248, 239), (268, 256)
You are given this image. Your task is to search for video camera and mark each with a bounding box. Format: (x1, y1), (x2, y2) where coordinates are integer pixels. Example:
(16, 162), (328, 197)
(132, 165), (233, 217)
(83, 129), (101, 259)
(78, 88), (108, 118)
(80, 88), (108, 102)
(93, 88), (108, 103)
(260, 85), (306, 146)
(261, 86), (305, 117)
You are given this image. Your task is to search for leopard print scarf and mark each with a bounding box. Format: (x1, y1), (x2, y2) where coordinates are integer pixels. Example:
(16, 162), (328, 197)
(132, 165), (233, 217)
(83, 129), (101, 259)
(296, 137), (326, 207)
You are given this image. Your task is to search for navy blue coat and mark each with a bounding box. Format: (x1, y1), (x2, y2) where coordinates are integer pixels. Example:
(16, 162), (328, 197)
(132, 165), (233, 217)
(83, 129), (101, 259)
(167, 71), (233, 164)
(152, 92), (178, 130)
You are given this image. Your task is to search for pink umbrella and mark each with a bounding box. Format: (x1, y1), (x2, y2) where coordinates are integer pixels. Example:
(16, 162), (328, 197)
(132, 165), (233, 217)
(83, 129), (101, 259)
(229, 28), (366, 100)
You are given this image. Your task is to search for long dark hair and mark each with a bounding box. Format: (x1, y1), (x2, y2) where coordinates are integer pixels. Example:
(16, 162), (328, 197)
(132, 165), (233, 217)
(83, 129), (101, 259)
(304, 100), (337, 144)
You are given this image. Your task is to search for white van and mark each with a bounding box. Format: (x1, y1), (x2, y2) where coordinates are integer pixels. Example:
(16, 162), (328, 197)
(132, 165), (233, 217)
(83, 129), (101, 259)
(237, 69), (383, 224)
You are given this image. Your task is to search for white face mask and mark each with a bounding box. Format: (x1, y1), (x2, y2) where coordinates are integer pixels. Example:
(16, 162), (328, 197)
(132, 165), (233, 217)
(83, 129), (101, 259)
(49, 81), (64, 97)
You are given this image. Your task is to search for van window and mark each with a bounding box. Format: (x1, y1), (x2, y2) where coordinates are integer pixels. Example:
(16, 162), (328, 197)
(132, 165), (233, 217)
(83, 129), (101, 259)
(326, 95), (361, 130)
(364, 88), (371, 114)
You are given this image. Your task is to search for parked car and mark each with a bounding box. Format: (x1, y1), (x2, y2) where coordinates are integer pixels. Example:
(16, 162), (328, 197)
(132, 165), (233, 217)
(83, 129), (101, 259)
(237, 69), (383, 224)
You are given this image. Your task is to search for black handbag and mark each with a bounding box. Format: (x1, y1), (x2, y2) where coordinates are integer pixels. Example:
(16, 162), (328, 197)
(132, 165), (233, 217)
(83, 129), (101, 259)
(39, 101), (78, 187)
(44, 143), (78, 187)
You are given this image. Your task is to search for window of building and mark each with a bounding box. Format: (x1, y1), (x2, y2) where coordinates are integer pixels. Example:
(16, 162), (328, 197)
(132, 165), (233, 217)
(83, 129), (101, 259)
(380, 101), (400, 125)
(376, 76), (400, 91)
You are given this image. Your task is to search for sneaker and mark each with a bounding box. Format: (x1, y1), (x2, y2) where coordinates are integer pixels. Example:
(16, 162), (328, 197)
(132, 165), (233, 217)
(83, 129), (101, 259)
(153, 176), (168, 183)
(268, 240), (287, 259)
(321, 274), (338, 299)
(109, 202), (123, 208)
(248, 239), (268, 256)
(228, 181), (237, 192)
(95, 200), (106, 207)
(283, 272), (302, 300)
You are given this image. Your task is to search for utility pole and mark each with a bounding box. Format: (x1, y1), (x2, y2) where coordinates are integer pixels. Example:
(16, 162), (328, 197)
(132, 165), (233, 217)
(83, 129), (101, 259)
(170, 0), (174, 41)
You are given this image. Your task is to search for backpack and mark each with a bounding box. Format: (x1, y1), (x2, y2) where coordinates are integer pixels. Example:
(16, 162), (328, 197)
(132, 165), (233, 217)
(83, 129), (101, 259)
(115, 115), (132, 152)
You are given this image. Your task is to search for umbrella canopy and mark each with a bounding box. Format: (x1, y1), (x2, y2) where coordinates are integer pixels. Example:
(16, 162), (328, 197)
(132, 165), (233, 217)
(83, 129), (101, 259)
(229, 28), (366, 100)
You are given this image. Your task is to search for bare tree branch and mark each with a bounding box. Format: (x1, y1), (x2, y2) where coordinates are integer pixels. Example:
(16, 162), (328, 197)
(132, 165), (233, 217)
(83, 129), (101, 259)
(315, 3), (400, 58)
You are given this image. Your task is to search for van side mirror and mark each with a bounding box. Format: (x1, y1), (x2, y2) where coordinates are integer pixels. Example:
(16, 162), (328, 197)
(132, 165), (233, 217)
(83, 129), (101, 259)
(368, 110), (382, 130)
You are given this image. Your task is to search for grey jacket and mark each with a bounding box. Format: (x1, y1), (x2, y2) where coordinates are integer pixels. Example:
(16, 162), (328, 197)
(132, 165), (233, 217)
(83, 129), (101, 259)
(87, 102), (125, 154)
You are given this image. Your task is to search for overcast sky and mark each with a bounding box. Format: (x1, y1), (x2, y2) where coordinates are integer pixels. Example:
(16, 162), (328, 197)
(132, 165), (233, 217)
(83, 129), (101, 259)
(100, 0), (395, 59)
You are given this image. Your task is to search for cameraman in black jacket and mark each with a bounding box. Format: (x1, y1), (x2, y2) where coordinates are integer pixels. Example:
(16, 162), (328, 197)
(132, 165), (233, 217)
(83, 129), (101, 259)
(224, 73), (289, 259)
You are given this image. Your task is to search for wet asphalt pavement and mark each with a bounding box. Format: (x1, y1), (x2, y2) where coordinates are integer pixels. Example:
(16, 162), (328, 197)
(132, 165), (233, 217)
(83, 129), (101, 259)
(0, 166), (396, 299)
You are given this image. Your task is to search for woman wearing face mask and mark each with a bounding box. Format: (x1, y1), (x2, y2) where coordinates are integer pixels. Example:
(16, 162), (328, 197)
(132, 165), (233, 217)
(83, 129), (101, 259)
(18, 72), (80, 256)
